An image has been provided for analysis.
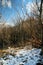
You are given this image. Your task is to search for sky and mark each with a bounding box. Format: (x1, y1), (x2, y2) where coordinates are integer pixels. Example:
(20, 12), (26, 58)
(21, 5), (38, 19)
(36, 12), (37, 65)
(0, 0), (39, 25)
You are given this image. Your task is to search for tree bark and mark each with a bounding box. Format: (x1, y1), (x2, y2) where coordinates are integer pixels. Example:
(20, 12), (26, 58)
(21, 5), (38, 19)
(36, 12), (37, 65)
(39, 0), (43, 46)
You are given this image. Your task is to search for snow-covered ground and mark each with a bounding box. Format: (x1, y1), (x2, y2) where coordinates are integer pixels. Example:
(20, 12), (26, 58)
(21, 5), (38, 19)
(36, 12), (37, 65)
(0, 48), (43, 65)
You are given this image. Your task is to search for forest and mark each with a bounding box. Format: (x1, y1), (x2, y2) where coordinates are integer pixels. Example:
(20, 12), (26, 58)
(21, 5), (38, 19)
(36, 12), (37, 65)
(0, 0), (43, 65)
(0, 17), (43, 48)
(0, 0), (43, 49)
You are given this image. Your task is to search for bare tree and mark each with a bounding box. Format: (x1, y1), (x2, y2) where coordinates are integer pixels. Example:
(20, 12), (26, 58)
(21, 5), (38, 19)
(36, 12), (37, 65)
(31, 0), (43, 45)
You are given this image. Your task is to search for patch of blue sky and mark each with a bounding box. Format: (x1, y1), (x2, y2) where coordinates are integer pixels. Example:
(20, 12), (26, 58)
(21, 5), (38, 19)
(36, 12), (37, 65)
(0, 0), (34, 25)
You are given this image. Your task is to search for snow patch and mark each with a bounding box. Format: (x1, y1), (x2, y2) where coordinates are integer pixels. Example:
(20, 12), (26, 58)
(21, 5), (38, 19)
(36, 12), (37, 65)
(0, 48), (42, 65)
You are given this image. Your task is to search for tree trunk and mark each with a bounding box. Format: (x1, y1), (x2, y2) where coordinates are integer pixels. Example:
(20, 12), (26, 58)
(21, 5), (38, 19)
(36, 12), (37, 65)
(39, 0), (43, 46)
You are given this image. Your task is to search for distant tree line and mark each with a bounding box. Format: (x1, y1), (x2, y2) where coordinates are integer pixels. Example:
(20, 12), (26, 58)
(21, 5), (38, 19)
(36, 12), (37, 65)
(0, 17), (42, 48)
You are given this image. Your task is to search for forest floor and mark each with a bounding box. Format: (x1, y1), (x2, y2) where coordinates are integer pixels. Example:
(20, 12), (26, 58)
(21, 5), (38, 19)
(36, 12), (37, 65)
(0, 47), (43, 65)
(0, 40), (42, 57)
(0, 45), (32, 57)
